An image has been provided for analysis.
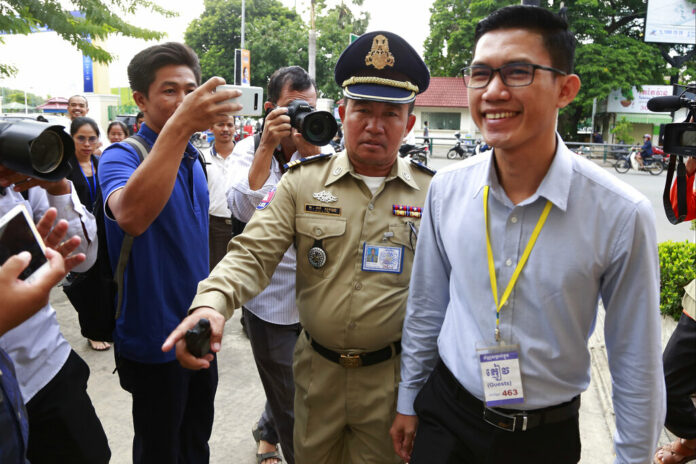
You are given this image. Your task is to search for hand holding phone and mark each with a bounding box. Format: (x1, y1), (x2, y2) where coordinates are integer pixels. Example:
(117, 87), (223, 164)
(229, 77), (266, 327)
(0, 205), (48, 282)
(216, 85), (263, 117)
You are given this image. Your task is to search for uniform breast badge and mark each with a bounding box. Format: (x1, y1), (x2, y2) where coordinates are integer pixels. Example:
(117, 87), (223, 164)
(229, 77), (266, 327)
(312, 190), (338, 203)
(308, 240), (327, 269)
(365, 34), (395, 70)
(392, 204), (422, 218)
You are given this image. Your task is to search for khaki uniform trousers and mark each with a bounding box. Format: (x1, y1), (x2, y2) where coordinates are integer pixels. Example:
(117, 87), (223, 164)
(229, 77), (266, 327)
(293, 333), (402, 464)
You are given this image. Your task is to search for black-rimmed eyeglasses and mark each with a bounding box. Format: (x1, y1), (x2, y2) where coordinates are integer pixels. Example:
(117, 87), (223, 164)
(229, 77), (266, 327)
(461, 63), (567, 89)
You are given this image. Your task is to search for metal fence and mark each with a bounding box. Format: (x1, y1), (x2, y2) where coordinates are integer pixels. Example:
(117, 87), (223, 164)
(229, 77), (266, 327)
(417, 136), (634, 163)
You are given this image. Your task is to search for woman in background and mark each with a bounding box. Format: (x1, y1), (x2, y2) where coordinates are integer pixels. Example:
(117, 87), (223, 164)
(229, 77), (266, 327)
(66, 117), (110, 351)
(106, 120), (128, 144)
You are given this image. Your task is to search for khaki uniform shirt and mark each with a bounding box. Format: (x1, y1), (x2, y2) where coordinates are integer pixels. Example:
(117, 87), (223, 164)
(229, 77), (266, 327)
(190, 151), (433, 351)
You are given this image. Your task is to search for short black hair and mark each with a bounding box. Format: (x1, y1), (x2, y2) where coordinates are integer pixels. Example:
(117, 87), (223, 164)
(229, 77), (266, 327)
(474, 5), (576, 73)
(70, 116), (100, 137)
(267, 66), (316, 105)
(127, 42), (201, 97)
(135, 111), (144, 121)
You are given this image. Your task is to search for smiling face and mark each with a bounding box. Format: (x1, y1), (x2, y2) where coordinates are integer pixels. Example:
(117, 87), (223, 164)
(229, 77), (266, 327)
(68, 96), (88, 120)
(133, 64), (197, 134)
(108, 124), (126, 143)
(469, 28), (579, 158)
(339, 99), (415, 176)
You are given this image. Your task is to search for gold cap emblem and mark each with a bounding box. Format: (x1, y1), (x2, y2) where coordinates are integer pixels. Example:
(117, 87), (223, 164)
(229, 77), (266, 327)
(365, 34), (395, 70)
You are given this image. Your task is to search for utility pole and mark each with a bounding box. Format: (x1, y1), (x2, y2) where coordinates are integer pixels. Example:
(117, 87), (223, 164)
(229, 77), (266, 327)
(308, 0), (316, 79)
(241, 0), (246, 49)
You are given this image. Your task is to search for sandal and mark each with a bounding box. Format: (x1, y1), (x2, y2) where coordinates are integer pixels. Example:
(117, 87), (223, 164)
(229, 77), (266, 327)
(256, 450), (283, 464)
(654, 438), (696, 464)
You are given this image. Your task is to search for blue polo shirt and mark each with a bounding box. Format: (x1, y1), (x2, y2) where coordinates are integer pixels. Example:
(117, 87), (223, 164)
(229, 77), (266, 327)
(99, 124), (209, 363)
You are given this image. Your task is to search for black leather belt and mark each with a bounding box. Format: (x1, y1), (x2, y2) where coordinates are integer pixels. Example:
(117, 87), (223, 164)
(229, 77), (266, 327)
(305, 331), (401, 368)
(209, 215), (233, 225)
(436, 360), (580, 432)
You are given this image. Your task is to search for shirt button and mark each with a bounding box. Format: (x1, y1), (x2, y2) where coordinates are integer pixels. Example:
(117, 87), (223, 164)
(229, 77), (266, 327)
(348, 322), (357, 330)
(368, 203), (374, 210)
(314, 227), (323, 236)
(510, 216), (518, 224)
(503, 300), (510, 306)
(505, 258), (513, 266)
(354, 281), (363, 290)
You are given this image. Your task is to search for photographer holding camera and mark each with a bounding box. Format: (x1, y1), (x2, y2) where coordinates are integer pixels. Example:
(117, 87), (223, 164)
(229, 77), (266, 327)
(224, 66), (333, 464)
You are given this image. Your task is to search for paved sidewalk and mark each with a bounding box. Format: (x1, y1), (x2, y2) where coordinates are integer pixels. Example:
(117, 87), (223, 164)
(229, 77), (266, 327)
(50, 284), (679, 463)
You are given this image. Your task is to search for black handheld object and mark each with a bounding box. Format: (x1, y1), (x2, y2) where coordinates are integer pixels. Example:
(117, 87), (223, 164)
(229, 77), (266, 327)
(185, 318), (211, 358)
(286, 99), (338, 146)
(647, 95), (683, 113)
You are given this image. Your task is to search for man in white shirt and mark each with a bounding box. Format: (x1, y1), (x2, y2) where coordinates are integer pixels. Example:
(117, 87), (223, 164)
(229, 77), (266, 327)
(391, 6), (665, 464)
(203, 116), (236, 271)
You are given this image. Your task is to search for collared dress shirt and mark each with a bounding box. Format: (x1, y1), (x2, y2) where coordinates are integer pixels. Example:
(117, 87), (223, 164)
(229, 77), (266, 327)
(203, 144), (235, 219)
(0, 184), (97, 401)
(398, 137), (665, 464)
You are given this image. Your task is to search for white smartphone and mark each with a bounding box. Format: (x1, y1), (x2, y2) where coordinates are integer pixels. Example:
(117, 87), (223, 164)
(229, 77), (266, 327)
(0, 204), (49, 282)
(216, 85), (264, 117)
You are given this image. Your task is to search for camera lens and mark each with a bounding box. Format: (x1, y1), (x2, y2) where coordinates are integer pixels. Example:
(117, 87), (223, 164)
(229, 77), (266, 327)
(301, 112), (337, 146)
(30, 129), (64, 173)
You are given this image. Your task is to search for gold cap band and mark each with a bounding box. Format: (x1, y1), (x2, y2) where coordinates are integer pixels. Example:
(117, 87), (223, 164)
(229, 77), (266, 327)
(341, 76), (419, 93)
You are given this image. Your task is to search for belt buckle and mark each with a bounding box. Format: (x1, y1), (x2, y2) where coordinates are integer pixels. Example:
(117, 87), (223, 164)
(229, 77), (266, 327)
(483, 407), (528, 432)
(339, 353), (362, 368)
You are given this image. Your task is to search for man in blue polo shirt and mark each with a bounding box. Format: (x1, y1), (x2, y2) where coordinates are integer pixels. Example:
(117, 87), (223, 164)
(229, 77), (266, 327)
(98, 42), (241, 463)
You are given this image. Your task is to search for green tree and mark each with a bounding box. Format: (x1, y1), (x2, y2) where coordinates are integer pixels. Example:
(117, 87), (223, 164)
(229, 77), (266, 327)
(423, 0), (694, 140)
(185, 0), (368, 101)
(610, 117), (634, 144)
(0, 0), (174, 77)
(313, 1), (369, 99)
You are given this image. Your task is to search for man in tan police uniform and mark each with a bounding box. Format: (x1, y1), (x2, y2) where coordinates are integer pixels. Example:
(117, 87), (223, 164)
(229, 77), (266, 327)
(163, 31), (432, 463)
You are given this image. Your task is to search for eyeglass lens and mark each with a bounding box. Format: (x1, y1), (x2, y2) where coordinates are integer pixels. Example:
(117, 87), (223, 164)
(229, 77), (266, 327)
(464, 64), (535, 88)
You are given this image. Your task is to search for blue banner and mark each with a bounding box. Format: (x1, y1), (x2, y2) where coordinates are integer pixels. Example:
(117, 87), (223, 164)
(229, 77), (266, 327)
(82, 49), (93, 93)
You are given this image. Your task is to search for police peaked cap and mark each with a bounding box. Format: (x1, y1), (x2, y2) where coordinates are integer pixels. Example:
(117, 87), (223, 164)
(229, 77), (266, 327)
(335, 31), (430, 104)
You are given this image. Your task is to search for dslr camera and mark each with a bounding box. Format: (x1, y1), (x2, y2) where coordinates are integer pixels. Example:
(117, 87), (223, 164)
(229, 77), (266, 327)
(286, 99), (338, 146)
(647, 83), (696, 157)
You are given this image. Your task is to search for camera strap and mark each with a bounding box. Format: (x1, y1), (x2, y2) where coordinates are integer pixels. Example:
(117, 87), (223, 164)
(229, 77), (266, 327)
(663, 153), (688, 224)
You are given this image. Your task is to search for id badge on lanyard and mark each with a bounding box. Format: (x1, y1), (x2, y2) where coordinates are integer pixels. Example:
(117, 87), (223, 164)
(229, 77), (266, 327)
(479, 186), (552, 407)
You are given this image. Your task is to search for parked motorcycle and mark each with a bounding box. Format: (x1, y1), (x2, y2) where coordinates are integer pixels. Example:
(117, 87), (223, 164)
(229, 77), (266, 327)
(447, 132), (475, 159)
(613, 148), (664, 175)
(399, 143), (429, 165)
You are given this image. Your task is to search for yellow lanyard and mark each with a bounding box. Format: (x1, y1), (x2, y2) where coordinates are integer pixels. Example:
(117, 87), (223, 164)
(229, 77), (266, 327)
(483, 186), (552, 342)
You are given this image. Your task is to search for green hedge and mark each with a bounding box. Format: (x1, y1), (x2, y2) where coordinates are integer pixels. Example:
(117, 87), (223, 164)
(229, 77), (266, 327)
(659, 240), (696, 320)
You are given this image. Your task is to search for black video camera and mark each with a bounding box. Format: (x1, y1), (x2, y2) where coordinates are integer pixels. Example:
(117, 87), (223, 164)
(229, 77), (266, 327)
(647, 84), (696, 157)
(286, 99), (338, 146)
(647, 84), (696, 224)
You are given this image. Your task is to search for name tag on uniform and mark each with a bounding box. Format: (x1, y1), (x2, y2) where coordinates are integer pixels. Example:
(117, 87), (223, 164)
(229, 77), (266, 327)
(361, 243), (404, 274)
(478, 345), (524, 407)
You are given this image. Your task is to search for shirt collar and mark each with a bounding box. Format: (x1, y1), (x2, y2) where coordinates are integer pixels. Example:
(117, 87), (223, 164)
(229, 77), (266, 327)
(473, 134), (572, 211)
(324, 151), (421, 190)
(137, 123), (199, 160)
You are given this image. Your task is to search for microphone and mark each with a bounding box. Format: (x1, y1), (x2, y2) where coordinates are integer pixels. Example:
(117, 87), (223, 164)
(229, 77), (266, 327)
(647, 96), (683, 112)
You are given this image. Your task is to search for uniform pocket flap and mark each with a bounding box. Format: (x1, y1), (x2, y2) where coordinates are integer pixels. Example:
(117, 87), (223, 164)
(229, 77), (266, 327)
(296, 215), (347, 239)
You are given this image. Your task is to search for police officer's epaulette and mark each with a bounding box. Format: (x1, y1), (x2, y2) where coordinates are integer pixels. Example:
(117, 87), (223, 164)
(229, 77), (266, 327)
(410, 159), (436, 176)
(283, 153), (334, 170)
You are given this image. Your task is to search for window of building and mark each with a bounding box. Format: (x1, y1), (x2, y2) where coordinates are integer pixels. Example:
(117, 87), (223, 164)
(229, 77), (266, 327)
(421, 112), (460, 130)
